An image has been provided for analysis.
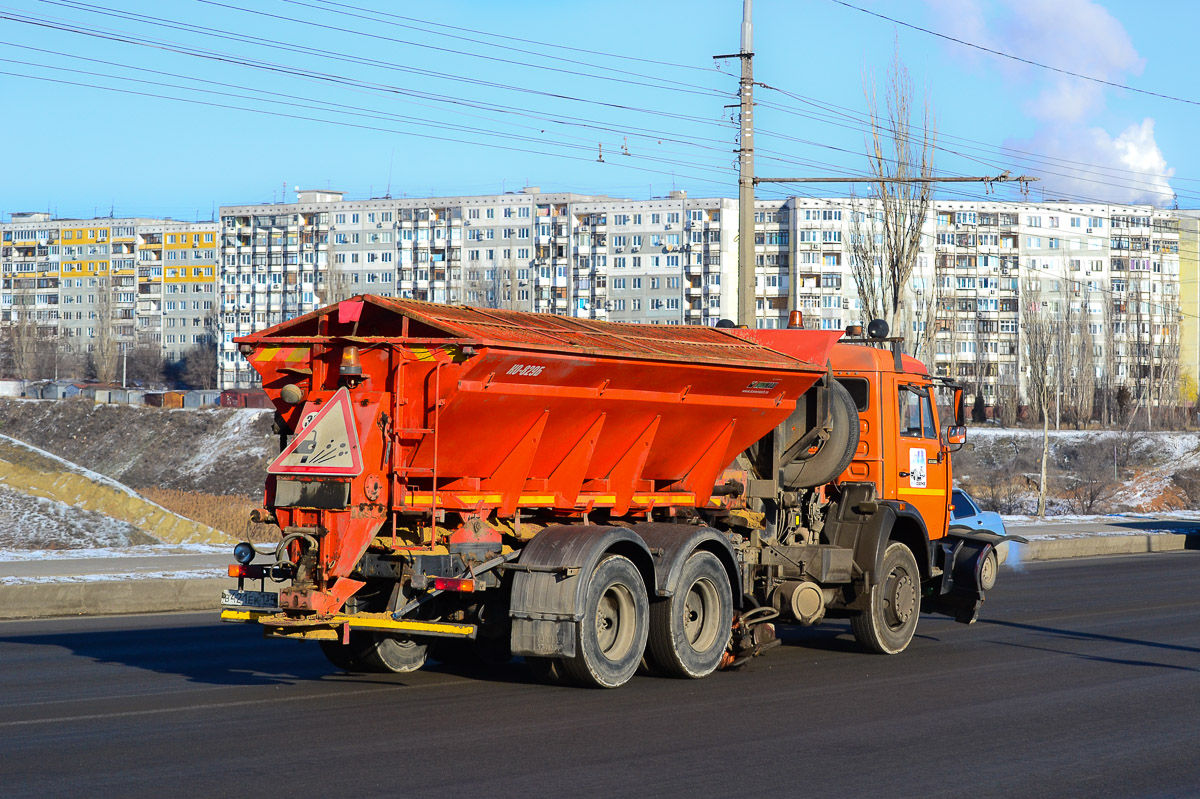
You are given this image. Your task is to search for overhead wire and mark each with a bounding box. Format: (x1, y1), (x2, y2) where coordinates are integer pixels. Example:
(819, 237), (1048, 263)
(7, 2), (1191, 208)
(826, 0), (1200, 108)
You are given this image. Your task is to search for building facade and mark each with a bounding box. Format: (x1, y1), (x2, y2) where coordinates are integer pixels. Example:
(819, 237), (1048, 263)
(8, 192), (1185, 414)
(1, 212), (218, 367)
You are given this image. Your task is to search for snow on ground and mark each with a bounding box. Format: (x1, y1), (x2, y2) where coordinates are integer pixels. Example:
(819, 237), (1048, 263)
(0, 432), (208, 527)
(0, 543), (227, 562)
(176, 408), (272, 479)
(0, 483), (145, 550)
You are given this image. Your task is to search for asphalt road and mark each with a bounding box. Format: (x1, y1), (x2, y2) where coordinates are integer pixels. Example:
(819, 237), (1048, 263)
(1, 553), (1197, 799)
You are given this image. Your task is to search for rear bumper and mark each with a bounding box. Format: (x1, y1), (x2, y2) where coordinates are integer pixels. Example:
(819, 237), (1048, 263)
(220, 608), (476, 641)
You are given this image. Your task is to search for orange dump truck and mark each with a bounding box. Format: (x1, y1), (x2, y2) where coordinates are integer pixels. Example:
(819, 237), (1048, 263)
(221, 297), (1018, 687)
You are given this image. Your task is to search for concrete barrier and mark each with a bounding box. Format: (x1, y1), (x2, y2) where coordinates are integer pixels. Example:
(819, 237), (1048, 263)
(1, 534), (1196, 621)
(0, 577), (241, 620)
(1018, 533), (1199, 562)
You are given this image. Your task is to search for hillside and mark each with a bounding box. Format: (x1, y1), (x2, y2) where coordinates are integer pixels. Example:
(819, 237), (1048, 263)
(0, 435), (232, 550)
(0, 398), (279, 544)
(0, 398), (276, 497)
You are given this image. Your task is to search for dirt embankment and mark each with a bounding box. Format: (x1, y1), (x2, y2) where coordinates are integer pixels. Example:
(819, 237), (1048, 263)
(0, 398), (280, 541)
(0, 398), (277, 498)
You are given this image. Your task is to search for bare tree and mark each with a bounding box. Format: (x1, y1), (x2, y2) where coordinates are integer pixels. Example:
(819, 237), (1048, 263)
(91, 279), (120, 384)
(848, 47), (936, 332)
(9, 301), (41, 381)
(1101, 286), (1119, 426)
(319, 265), (356, 305)
(900, 257), (940, 364)
(1022, 277), (1056, 517)
(1072, 284), (1097, 428)
(125, 341), (166, 386)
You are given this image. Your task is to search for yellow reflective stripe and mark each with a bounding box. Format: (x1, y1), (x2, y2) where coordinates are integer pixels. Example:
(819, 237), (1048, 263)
(220, 609), (271, 622)
(335, 617), (475, 637)
(898, 487), (946, 495)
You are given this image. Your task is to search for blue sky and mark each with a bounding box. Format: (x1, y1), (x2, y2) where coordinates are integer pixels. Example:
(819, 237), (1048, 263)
(0, 0), (1194, 220)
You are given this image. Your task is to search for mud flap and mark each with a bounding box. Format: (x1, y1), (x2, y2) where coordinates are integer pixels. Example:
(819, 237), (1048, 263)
(925, 534), (998, 624)
(508, 525), (655, 658)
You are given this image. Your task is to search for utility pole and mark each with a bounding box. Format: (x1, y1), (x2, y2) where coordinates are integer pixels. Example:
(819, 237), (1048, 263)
(717, 1), (1035, 330)
(715, 0), (755, 327)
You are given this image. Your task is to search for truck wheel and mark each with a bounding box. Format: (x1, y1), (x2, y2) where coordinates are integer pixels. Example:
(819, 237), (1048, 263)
(645, 552), (732, 679)
(561, 555), (649, 688)
(980, 548), (998, 592)
(353, 633), (428, 673)
(851, 542), (921, 655)
(318, 640), (365, 672)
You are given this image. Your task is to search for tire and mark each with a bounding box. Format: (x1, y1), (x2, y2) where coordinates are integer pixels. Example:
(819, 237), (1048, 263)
(319, 639), (365, 672)
(786, 380), (861, 489)
(980, 548), (998, 592)
(353, 633), (429, 673)
(851, 542), (921, 655)
(560, 555), (649, 689)
(646, 552), (733, 679)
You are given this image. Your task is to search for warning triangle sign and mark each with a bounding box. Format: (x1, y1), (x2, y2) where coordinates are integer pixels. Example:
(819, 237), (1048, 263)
(269, 387), (364, 476)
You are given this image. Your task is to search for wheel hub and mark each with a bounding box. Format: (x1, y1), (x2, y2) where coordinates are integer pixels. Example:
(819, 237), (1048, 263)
(885, 573), (916, 626)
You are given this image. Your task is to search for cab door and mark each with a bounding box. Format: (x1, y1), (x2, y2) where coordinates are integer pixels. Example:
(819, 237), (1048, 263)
(894, 381), (950, 540)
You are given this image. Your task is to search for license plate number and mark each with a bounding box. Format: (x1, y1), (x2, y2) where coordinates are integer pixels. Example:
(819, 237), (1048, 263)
(221, 589), (279, 609)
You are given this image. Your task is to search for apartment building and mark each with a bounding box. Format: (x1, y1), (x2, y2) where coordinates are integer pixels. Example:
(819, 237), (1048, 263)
(751, 197), (1182, 409)
(218, 188), (739, 387)
(215, 190), (1184, 406)
(0, 212), (218, 364)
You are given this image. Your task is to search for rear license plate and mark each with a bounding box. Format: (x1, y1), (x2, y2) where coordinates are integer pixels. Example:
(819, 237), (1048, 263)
(221, 589), (279, 609)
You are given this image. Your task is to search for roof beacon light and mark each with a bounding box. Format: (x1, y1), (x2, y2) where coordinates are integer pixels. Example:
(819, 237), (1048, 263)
(845, 324), (864, 337)
(340, 345), (363, 377)
(787, 310), (803, 330)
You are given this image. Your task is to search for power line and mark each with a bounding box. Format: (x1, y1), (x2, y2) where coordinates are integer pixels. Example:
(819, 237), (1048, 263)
(10, 2), (1190, 208)
(41, 0), (728, 98)
(271, 0), (726, 91)
(308, 0), (724, 75)
(827, 0), (1200, 108)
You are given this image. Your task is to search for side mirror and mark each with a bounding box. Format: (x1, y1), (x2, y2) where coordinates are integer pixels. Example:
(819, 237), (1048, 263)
(944, 425), (966, 452)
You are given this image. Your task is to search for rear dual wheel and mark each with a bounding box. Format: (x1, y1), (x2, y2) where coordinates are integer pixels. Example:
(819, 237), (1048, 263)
(646, 552), (733, 679)
(559, 555), (650, 689)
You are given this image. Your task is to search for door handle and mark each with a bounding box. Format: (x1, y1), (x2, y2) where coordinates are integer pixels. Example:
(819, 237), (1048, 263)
(899, 471), (910, 478)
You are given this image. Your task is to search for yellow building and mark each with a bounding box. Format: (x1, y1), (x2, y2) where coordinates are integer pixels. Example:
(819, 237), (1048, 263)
(1, 213), (217, 364)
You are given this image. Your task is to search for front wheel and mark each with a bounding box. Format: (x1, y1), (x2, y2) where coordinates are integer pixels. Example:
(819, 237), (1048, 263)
(980, 548), (998, 592)
(560, 555), (649, 688)
(851, 542), (921, 654)
(645, 552), (733, 679)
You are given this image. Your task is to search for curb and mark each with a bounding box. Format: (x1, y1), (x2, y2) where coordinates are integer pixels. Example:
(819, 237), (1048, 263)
(1, 535), (1197, 621)
(0, 577), (240, 620)
(1016, 533), (1199, 562)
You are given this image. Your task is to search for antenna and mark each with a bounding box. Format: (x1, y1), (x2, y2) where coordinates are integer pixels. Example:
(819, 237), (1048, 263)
(385, 148), (394, 199)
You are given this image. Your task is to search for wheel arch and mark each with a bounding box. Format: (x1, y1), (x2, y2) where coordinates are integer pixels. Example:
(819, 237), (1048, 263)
(884, 503), (933, 581)
(632, 523), (742, 609)
(508, 524), (655, 659)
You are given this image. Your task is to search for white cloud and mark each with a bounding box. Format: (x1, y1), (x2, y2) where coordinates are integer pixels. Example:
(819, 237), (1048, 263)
(1020, 119), (1174, 205)
(924, 0), (1172, 204)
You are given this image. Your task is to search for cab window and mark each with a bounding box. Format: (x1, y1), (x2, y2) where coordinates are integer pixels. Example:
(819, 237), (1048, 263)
(899, 386), (937, 440)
